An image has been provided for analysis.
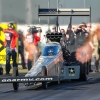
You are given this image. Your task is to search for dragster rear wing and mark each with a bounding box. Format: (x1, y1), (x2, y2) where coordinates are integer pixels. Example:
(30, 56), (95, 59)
(38, 6), (91, 32)
(38, 8), (91, 16)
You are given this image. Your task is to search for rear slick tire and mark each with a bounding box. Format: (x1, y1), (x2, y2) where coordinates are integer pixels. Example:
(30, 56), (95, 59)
(13, 82), (19, 90)
(12, 67), (19, 90)
(79, 63), (88, 81)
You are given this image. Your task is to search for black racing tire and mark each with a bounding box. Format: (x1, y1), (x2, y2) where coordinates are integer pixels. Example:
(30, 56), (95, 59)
(79, 62), (88, 81)
(41, 66), (48, 89)
(12, 67), (19, 90)
(0, 67), (3, 75)
(13, 82), (19, 90)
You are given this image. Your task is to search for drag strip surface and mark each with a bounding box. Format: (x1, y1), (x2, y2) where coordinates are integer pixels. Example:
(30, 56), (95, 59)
(0, 69), (100, 100)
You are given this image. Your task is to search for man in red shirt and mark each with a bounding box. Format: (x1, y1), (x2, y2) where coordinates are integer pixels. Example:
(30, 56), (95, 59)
(2, 23), (19, 75)
(25, 27), (40, 70)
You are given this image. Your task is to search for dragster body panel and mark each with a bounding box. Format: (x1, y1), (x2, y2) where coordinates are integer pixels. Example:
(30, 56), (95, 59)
(25, 42), (64, 77)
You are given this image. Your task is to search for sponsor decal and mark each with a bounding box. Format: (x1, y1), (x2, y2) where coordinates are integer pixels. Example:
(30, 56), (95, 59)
(1, 77), (53, 82)
(68, 68), (75, 76)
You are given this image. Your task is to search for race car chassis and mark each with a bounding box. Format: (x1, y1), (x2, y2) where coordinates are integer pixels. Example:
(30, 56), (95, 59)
(0, 65), (82, 90)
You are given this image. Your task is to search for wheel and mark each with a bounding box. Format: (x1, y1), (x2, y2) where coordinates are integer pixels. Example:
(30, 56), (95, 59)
(79, 62), (88, 81)
(0, 67), (3, 75)
(13, 82), (19, 90)
(41, 66), (48, 89)
(12, 67), (19, 90)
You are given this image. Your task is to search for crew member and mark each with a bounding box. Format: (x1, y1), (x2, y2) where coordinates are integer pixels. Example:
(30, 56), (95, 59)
(37, 28), (43, 53)
(3, 23), (19, 75)
(25, 27), (40, 70)
(92, 35), (99, 72)
(60, 29), (67, 48)
(66, 26), (75, 52)
(90, 25), (100, 72)
(74, 22), (89, 49)
(95, 40), (100, 72)
(18, 30), (27, 69)
(86, 23), (93, 72)
(73, 22), (89, 64)
(51, 26), (59, 42)
(52, 26), (57, 33)
(34, 28), (41, 62)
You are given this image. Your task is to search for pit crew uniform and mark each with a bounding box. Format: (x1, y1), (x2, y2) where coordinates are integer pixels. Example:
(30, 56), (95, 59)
(3, 27), (19, 74)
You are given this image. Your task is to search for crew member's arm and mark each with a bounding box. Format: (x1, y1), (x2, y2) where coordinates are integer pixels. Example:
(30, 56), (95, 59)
(74, 24), (85, 33)
(13, 30), (19, 38)
(13, 30), (19, 50)
(34, 33), (40, 41)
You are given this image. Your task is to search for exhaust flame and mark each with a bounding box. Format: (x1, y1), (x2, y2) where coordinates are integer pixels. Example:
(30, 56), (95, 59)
(75, 24), (100, 63)
(75, 43), (93, 63)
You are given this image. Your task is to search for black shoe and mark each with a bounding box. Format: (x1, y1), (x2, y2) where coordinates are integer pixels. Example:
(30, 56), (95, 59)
(89, 69), (93, 72)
